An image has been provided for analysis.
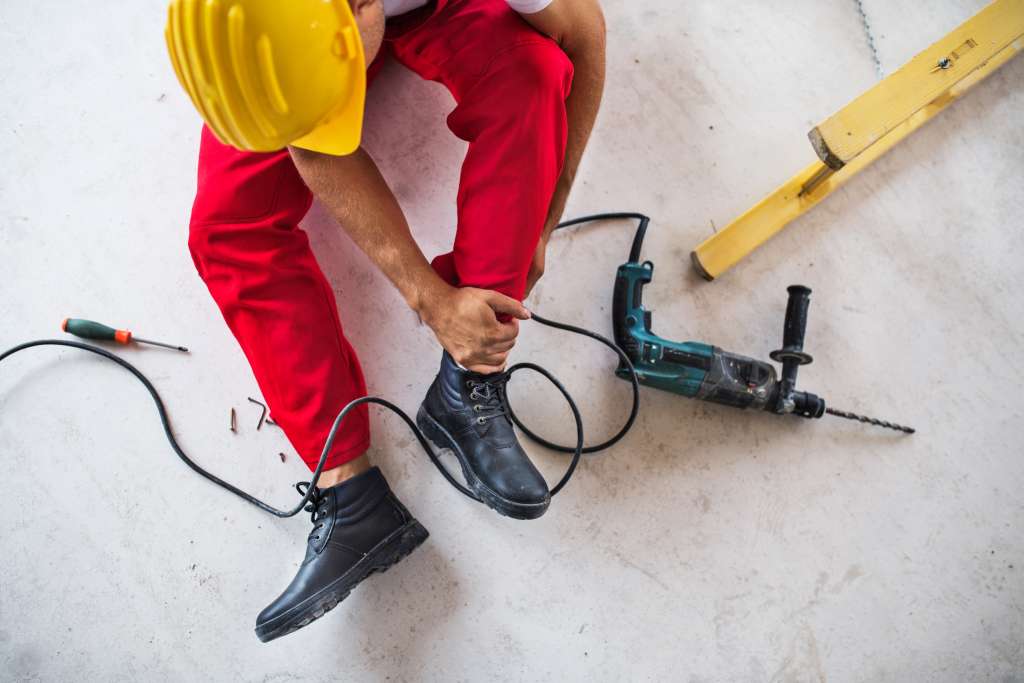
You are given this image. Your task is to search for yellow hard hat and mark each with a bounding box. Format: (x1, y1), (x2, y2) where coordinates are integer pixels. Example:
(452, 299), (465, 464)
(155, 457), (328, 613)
(165, 0), (366, 156)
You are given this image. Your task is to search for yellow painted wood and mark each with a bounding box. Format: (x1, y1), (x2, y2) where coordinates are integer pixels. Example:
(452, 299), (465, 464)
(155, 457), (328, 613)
(691, 37), (1022, 280)
(813, 0), (1024, 167)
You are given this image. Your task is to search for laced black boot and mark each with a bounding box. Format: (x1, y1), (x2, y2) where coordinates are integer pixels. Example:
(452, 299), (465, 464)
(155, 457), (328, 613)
(254, 467), (428, 642)
(416, 351), (550, 520)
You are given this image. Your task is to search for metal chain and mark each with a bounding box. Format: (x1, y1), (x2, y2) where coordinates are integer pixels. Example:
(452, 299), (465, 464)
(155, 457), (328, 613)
(853, 0), (884, 79)
(826, 407), (915, 434)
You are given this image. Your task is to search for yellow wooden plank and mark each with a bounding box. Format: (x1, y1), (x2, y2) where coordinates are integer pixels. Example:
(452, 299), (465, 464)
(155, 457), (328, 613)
(812, 0), (1024, 167)
(691, 40), (1022, 280)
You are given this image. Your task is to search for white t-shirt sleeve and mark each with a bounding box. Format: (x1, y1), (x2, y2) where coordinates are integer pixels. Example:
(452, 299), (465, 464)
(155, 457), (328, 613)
(385, 0), (555, 18)
(506, 0), (555, 14)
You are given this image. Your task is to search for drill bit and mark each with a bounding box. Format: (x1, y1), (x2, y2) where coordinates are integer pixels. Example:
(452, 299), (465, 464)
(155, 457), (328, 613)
(826, 407), (915, 434)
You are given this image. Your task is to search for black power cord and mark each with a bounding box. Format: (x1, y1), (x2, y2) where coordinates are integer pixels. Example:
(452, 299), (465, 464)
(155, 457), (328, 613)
(0, 213), (646, 516)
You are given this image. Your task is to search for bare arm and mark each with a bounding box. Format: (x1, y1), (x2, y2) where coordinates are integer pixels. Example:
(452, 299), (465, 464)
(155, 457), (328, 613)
(519, 0), (607, 292)
(289, 147), (440, 313)
(289, 146), (529, 372)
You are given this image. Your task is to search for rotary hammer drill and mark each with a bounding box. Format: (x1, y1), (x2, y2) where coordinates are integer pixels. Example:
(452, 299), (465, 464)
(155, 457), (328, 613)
(578, 212), (912, 433)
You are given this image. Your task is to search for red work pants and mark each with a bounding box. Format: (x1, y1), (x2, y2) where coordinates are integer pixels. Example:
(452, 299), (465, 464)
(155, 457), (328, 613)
(186, 0), (573, 470)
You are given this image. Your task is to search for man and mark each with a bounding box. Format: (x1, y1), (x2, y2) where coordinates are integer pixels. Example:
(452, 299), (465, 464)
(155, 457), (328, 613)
(167, 0), (605, 641)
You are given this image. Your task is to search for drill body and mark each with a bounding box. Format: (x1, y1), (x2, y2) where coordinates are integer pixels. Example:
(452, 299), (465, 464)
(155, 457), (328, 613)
(612, 260), (823, 417)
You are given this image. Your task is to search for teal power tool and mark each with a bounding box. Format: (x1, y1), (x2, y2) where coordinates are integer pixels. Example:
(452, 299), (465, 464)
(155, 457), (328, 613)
(577, 212), (913, 433)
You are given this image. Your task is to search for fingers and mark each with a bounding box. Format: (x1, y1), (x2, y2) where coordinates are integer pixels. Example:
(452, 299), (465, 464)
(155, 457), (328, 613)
(482, 290), (530, 320)
(476, 352), (510, 368)
(451, 333), (513, 370)
(438, 287), (530, 372)
(465, 361), (506, 374)
(455, 349), (510, 373)
(488, 339), (516, 354)
(456, 329), (515, 370)
(462, 344), (511, 367)
(488, 318), (519, 344)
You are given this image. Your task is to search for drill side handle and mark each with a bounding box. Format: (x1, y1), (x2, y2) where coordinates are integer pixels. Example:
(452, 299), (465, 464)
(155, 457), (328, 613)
(769, 285), (825, 417)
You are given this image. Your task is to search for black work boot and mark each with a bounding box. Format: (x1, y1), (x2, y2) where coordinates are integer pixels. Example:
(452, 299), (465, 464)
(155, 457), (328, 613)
(255, 467), (428, 642)
(416, 351), (550, 520)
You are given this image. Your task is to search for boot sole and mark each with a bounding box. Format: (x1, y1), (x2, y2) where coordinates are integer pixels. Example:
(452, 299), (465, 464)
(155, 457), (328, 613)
(255, 519), (429, 643)
(416, 406), (550, 520)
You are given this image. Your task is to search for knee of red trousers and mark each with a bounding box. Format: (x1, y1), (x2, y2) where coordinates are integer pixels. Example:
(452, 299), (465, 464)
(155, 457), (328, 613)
(447, 38), (573, 143)
(485, 39), (574, 118)
(188, 132), (312, 274)
(191, 127), (311, 228)
(514, 39), (574, 101)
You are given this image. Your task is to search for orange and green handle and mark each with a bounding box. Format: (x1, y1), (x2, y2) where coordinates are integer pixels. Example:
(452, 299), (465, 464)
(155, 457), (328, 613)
(60, 318), (189, 352)
(62, 318), (132, 344)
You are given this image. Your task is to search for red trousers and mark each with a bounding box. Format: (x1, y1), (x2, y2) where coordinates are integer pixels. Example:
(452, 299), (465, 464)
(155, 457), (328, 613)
(187, 0), (573, 471)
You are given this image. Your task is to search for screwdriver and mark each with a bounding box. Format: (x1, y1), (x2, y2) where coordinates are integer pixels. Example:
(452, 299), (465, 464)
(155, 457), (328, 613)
(61, 318), (189, 353)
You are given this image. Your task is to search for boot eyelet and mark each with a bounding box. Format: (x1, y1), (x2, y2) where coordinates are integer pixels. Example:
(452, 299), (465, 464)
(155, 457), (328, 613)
(473, 404), (482, 412)
(476, 417), (486, 425)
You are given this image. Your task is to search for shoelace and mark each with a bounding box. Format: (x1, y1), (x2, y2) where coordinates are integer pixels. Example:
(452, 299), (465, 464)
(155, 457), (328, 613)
(295, 482), (329, 539)
(467, 373), (511, 424)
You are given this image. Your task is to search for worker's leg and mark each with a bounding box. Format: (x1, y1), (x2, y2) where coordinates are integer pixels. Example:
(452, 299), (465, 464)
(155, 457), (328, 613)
(387, 0), (573, 300)
(389, 0), (573, 520)
(189, 126), (429, 644)
(187, 127), (370, 472)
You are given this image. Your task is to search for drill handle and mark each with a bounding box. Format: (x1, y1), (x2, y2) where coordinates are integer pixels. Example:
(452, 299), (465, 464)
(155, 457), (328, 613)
(612, 262), (654, 362)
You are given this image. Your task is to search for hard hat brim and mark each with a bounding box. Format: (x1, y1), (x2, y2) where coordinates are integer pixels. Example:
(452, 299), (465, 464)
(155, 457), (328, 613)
(291, 58), (366, 157)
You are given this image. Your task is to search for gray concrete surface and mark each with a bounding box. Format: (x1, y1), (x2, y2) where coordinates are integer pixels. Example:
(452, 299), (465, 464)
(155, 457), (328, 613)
(1, 1), (1022, 681)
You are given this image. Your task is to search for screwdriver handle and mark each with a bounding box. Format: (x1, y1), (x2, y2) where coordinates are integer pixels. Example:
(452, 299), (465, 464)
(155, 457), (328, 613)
(61, 318), (132, 344)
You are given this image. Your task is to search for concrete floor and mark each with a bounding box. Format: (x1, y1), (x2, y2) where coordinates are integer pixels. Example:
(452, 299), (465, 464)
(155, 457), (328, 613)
(2, 1), (1022, 681)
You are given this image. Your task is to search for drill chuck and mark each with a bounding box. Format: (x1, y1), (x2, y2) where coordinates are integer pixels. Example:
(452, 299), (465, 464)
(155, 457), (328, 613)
(788, 390), (826, 418)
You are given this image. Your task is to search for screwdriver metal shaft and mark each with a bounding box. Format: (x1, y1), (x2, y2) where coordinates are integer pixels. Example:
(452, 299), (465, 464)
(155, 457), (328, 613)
(133, 337), (190, 353)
